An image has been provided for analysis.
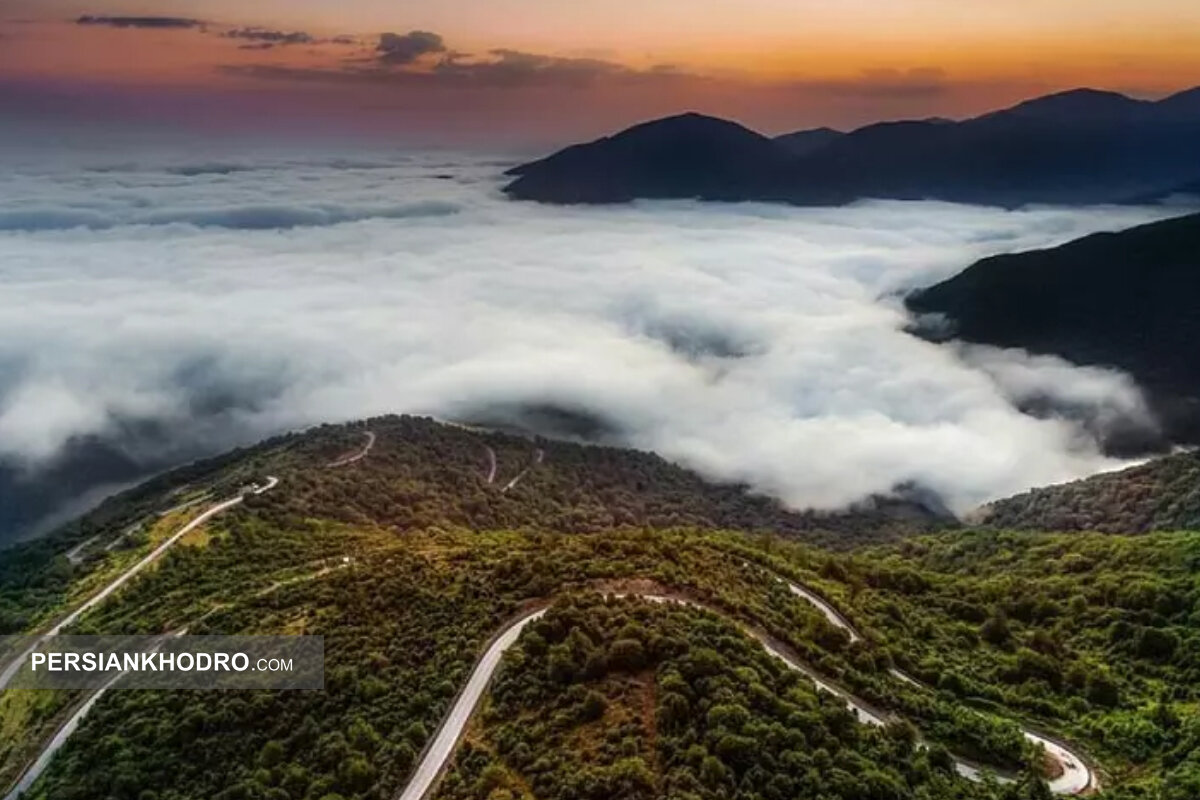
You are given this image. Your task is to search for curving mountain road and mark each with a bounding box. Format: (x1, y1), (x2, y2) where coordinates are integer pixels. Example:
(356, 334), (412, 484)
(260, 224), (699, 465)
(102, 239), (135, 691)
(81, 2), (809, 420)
(1, 633), (181, 800)
(3, 669), (127, 800)
(393, 577), (1096, 800)
(483, 446), (498, 485)
(777, 573), (1095, 794)
(500, 448), (544, 493)
(0, 476), (279, 693)
(0, 478), (280, 798)
(397, 607), (549, 800)
(327, 431), (376, 468)
(0, 422), (1095, 799)
(63, 535), (100, 566)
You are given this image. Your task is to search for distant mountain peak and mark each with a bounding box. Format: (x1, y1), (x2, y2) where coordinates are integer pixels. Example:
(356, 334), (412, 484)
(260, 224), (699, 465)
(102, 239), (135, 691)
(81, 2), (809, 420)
(1001, 87), (1148, 121)
(504, 83), (1200, 206)
(773, 126), (844, 156)
(612, 111), (770, 141)
(502, 111), (785, 203)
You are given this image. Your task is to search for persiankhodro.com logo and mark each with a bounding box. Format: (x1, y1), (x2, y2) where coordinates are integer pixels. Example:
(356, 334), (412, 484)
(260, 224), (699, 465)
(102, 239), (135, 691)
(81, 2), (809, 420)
(30, 650), (295, 675)
(0, 635), (323, 690)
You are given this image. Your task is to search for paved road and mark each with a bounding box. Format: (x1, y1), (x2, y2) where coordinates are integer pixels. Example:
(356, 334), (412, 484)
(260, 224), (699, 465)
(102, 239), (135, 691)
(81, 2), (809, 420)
(784, 580), (862, 643)
(2, 670), (125, 800)
(394, 577), (1096, 800)
(0, 435), (1095, 799)
(63, 536), (100, 566)
(500, 449), (544, 493)
(483, 446), (497, 485)
(327, 431), (376, 468)
(396, 608), (548, 800)
(0, 479), (279, 798)
(0, 477), (279, 692)
(2, 634), (178, 800)
(778, 571), (1095, 794)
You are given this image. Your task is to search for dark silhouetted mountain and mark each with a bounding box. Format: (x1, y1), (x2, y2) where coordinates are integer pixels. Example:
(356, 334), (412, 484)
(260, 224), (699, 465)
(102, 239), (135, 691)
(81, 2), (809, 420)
(505, 87), (1200, 207)
(906, 212), (1200, 445)
(996, 88), (1149, 123)
(1159, 85), (1200, 116)
(502, 112), (793, 203)
(773, 126), (844, 156)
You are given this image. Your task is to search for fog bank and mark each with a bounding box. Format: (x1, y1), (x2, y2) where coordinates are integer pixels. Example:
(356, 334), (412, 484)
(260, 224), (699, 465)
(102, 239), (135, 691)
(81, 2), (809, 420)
(0, 147), (1176, 543)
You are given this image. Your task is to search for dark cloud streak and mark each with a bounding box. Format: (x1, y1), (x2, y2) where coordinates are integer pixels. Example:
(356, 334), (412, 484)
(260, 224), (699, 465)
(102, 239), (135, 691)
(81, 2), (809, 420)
(377, 30), (445, 64)
(222, 44), (694, 92)
(225, 27), (313, 46)
(76, 15), (200, 29)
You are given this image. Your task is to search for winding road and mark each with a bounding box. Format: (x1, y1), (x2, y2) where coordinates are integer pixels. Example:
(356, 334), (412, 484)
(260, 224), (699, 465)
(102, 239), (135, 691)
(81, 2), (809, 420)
(483, 446), (498, 485)
(63, 536), (100, 566)
(2, 427), (1095, 799)
(776, 574), (1095, 794)
(393, 574), (1096, 800)
(1, 478), (280, 798)
(0, 478), (278, 690)
(500, 448), (544, 493)
(327, 431), (376, 468)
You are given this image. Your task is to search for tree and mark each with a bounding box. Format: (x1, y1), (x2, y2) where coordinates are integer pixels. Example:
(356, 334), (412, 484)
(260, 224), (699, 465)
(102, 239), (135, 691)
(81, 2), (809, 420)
(1136, 628), (1179, 662)
(981, 611), (1012, 647)
(257, 740), (284, 768)
(1086, 670), (1121, 708)
(581, 690), (608, 721)
(608, 639), (647, 671)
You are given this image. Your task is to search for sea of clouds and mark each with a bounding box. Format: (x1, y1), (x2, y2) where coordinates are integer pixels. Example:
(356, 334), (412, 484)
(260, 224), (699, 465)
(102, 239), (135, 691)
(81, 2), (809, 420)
(0, 144), (1182, 542)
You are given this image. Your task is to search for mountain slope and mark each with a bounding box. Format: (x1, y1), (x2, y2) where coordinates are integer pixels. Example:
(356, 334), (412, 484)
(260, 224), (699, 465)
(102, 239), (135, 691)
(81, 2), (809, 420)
(0, 416), (945, 637)
(980, 451), (1200, 533)
(3, 418), (1200, 798)
(773, 125), (844, 156)
(505, 86), (1200, 206)
(906, 212), (1200, 444)
(502, 112), (790, 203)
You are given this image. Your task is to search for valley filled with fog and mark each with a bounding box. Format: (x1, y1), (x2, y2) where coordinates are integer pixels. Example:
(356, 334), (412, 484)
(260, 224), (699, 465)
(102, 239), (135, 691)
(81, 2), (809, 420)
(0, 146), (1177, 543)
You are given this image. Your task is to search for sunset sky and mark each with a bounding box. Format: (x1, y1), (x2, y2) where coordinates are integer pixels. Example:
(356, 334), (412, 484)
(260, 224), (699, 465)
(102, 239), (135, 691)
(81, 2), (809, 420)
(3, 0), (1200, 146)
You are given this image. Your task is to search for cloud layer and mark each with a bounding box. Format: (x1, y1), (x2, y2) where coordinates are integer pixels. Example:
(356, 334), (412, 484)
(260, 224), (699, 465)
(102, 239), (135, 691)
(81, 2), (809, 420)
(0, 145), (1179, 542)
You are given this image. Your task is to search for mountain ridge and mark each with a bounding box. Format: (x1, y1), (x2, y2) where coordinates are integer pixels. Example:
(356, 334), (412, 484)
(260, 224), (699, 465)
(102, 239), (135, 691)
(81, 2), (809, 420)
(504, 85), (1200, 207)
(906, 211), (1200, 447)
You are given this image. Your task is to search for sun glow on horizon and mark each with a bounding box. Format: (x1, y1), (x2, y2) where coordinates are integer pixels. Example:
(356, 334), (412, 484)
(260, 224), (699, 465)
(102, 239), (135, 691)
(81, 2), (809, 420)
(2, 0), (1199, 141)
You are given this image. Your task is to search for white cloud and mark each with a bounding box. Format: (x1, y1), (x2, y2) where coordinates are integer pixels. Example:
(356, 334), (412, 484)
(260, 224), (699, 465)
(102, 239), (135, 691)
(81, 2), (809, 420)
(0, 146), (1179, 523)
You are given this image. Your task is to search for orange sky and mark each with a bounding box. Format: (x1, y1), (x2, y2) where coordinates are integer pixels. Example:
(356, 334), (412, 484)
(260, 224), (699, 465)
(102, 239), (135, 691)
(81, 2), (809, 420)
(3, 1), (1199, 144)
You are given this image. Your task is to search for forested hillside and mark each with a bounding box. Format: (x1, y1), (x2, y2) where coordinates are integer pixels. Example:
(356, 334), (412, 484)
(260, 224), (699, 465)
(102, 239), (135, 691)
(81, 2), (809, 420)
(267, 416), (947, 545)
(906, 212), (1200, 447)
(2, 415), (948, 650)
(437, 595), (1031, 800)
(980, 451), (1200, 532)
(1, 416), (1198, 800)
(843, 531), (1200, 797)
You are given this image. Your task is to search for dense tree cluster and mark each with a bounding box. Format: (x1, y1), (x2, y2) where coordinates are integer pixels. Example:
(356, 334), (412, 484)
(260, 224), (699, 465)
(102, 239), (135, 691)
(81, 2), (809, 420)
(253, 416), (945, 549)
(982, 452), (1200, 533)
(7, 523), (1046, 800)
(824, 530), (1200, 797)
(438, 594), (1052, 800)
(2, 413), (941, 640)
(0, 429), (297, 636)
